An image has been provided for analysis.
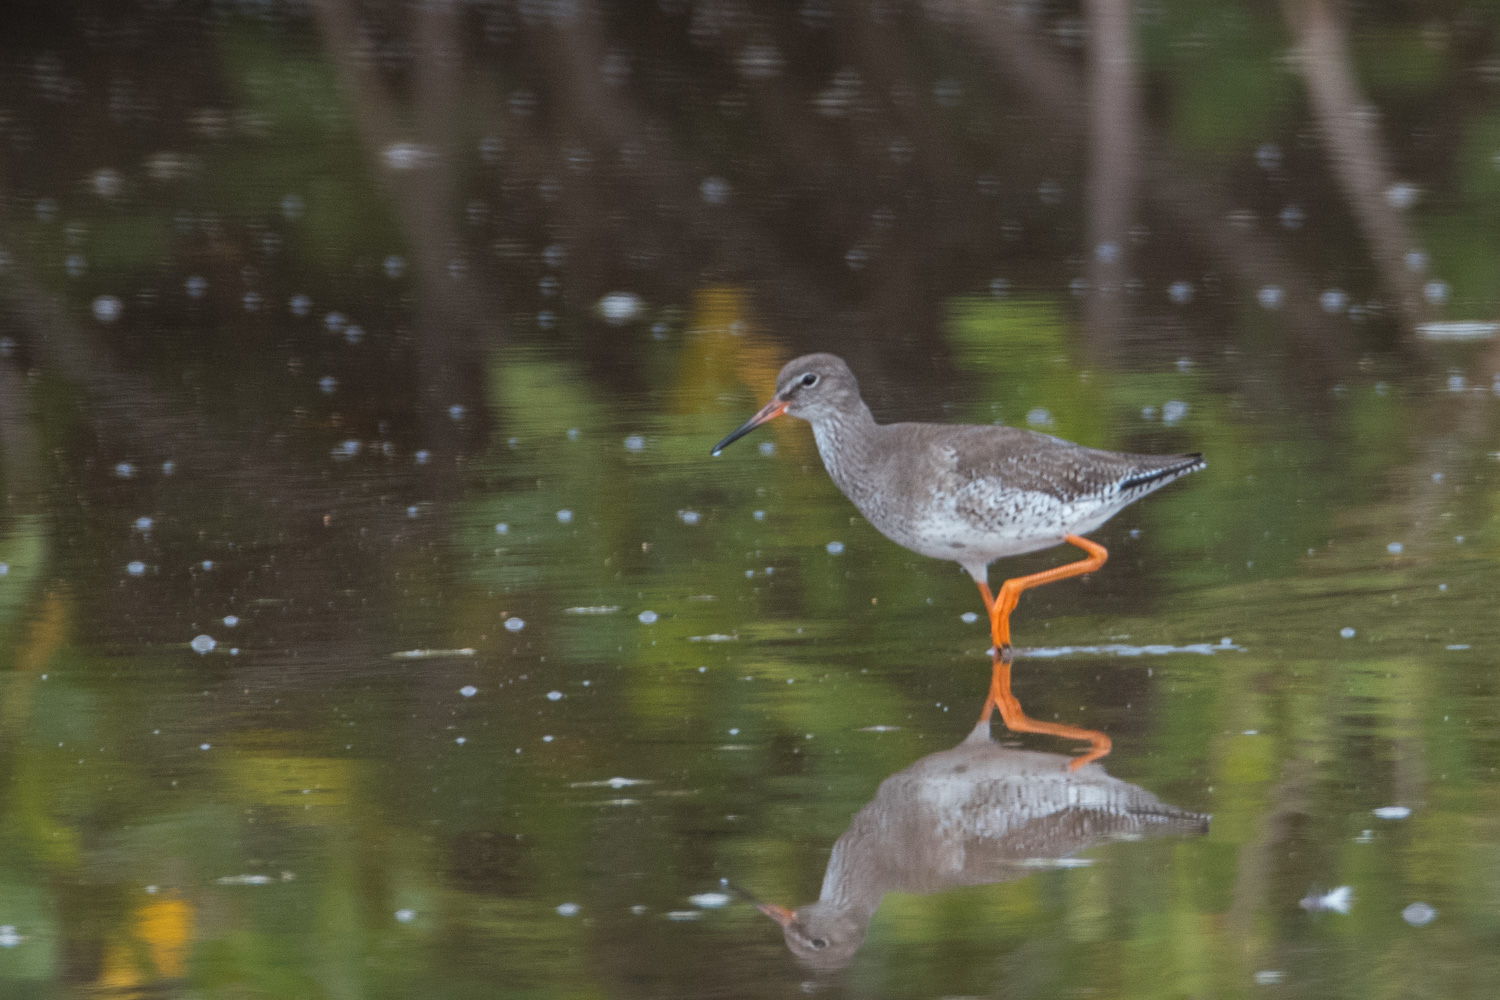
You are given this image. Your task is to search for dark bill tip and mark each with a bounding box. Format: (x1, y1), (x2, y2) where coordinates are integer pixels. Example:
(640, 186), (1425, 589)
(710, 398), (788, 456)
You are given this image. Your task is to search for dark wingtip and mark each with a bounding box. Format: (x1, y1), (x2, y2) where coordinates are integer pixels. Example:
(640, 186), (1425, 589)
(1120, 453), (1206, 493)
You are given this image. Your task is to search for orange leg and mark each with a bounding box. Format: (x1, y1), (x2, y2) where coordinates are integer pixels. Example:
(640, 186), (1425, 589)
(978, 647), (1112, 770)
(975, 534), (1109, 656)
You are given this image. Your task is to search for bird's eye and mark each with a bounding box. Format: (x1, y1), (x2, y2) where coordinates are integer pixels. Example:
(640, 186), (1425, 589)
(800, 373), (819, 387)
(810, 938), (828, 950)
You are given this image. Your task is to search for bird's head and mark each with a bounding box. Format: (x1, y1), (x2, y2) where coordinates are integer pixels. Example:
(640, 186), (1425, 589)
(711, 353), (860, 455)
(756, 898), (867, 971)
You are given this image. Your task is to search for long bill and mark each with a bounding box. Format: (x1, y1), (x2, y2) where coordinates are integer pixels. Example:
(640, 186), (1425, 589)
(722, 880), (797, 928)
(711, 398), (788, 456)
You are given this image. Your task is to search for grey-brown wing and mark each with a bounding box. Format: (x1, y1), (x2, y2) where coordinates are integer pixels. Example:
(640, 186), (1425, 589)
(907, 424), (1200, 504)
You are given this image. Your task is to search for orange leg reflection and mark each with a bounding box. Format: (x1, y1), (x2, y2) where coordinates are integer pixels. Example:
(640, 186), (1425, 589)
(979, 646), (1112, 770)
(976, 535), (1109, 656)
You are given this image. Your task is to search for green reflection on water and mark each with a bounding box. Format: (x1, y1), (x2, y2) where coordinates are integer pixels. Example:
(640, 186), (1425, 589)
(1, 3), (1500, 999)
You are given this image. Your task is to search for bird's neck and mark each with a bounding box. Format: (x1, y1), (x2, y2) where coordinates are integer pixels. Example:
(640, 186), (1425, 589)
(809, 401), (879, 500)
(816, 828), (887, 921)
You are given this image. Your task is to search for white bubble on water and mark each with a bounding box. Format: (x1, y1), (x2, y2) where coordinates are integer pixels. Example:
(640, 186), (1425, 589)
(332, 440), (360, 460)
(1405, 250), (1428, 272)
(505, 617), (525, 632)
(134, 517), (153, 532)
(1256, 286), (1284, 310)
(381, 142), (438, 171)
(624, 435), (645, 451)
(1279, 204), (1304, 228)
(1340, 627), (1356, 638)
(546, 690), (563, 701)
(1320, 289), (1348, 314)
(1254, 971), (1285, 986)
(1387, 542), (1403, 554)
(1025, 408), (1053, 428)
(460, 685), (478, 697)
(242, 292), (262, 312)
(92, 295), (123, 322)
(162, 461), (175, 475)
(384, 255), (406, 278)
(414, 450), (430, 465)
(281, 193), (304, 219)
(344, 325), (364, 345)
(1162, 400), (1189, 425)
(961, 612), (978, 624)
(449, 404), (466, 421)
(1424, 281), (1450, 305)
(1374, 805), (1411, 820)
(127, 561), (146, 576)
(753, 510), (766, 521)
(201, 560), (213, 570)
(679, 511), (700, 525)
(557, 509), (573, 523)
(597, 292), (643, 325)
(690, 892), (731, 909)
(289, 293), (310, 316)
(1168, 281), (1194, 304)
(494, 523), (509, 535)
(826, 541), (845, 555)
(1386, 182), (1419, 209)
(638, 610), (659, 624)
(1402, 902), (1436, 926)
(700, 176), (730, 204)
(319, 376), (337, 394)
(556, 903), (580, 917)
(220, 616), (238, 628)
(190, 635), (216, 654)
(91, 167), (124, 198)
(0, 564), (8, 576)
(63, 253), (86, 278)
(324, 311), (347, 333)
(395, 909), (416, 923)
(737, 41), (785, 80)
(758, 440), (776, 456)
(1255, 143), (1282, 170)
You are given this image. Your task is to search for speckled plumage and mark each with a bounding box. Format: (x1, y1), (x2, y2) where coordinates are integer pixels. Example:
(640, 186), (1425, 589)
(723, 353), (1204, 582)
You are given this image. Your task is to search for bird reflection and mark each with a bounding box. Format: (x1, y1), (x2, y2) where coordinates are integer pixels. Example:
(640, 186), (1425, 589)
(754, 665), (1208, 970)
(981, 646), (1112, 769)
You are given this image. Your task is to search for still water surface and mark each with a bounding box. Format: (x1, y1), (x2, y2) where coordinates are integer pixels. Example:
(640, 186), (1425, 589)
(2, 2), (1500, 998)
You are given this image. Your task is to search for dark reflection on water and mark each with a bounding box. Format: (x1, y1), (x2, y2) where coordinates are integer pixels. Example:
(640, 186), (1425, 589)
(0, 1), (1499, 998)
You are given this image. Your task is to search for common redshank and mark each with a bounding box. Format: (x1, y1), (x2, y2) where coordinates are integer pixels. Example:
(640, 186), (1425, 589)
(712, 353), (1204, 656)
(750, 689), (1209, 969)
